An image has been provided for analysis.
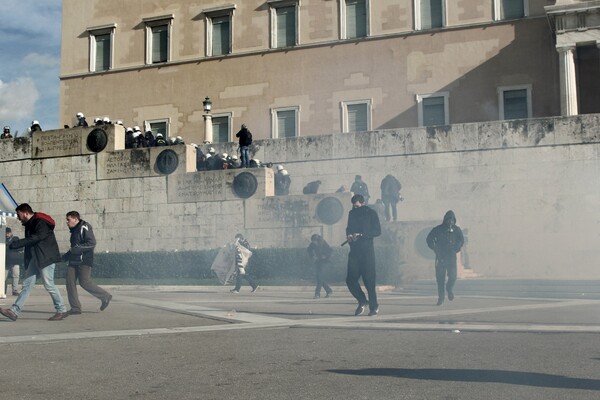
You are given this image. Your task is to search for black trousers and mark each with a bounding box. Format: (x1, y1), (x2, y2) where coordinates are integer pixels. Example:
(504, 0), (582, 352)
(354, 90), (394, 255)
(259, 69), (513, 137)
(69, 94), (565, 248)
(346, 246), (378, 310)
(314, 262), (332, 296)
(234, 269), (257, 291)
(435, 259), (457, 300)
(383, 199), (398, 221)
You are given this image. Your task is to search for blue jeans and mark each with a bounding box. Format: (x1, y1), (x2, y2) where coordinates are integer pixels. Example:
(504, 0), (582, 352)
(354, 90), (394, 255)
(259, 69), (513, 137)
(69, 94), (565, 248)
(240, 146), (250, 168)
(11, 263), (66, 315)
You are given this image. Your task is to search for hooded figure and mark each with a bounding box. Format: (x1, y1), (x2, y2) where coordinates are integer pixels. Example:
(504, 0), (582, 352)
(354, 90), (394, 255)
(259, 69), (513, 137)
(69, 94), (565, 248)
(426, 210), (464, 305)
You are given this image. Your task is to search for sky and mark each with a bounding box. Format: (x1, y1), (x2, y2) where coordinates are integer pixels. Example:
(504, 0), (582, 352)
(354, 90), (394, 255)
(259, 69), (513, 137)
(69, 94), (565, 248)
(0, 1), (62, 136)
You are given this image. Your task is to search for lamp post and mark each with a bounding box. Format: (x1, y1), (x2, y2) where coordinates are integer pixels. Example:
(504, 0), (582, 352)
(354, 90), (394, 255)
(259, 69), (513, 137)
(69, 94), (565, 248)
(203, 96), (213, 144)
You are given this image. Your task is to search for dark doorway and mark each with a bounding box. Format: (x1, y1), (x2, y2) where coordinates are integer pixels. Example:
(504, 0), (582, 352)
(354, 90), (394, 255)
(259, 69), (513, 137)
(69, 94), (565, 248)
(577, 45), (600, 114)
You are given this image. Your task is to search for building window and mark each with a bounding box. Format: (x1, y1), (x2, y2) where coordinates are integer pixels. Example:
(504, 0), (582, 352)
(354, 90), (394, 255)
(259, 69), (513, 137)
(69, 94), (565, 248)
(271, 107), (299, 138)
(204, 6), (236, 56)
(494, 0), (527, 21)
(417, 92), (449, 126)
(270, 1), (299, 48)
(212, 114), (231, 143)
(87, 24), (116, 72)
(341, 100), (371, 133)
(146, 118), (170, 139)
(143, 15), (173, 65)
(340, 0), (369, 39)
(498, 85), (531, 120)
(415, 0), (445, 30)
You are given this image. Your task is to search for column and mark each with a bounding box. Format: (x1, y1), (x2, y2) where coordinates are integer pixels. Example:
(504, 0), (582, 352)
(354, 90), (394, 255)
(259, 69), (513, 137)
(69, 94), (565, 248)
(203, 113), (213, 144)
(557, 45), (578, 116)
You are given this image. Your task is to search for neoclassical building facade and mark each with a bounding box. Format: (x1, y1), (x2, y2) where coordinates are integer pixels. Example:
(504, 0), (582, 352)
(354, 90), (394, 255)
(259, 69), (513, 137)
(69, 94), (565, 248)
(60, 0), (600, 144)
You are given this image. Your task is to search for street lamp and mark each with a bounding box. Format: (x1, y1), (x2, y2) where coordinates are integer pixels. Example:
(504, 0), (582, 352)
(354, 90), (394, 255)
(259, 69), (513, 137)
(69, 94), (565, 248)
(203, 96), (213, 144)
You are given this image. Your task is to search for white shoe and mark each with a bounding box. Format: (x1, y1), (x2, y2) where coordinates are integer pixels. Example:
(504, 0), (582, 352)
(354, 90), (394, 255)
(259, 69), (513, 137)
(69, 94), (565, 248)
(251, 285), (259, 293)
(230, 289), (239, 294)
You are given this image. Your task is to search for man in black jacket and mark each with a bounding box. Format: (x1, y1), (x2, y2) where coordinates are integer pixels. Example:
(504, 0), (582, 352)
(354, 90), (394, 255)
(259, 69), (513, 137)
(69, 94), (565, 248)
(426, 210), (464, 305)
(236, 124), (252, 168)
(345, 194), (381, 316)
(4, 227), (22, 296)
(0, 203), (68, 321)
(380, 174), (402, 222)
(64, 211), (112, 314)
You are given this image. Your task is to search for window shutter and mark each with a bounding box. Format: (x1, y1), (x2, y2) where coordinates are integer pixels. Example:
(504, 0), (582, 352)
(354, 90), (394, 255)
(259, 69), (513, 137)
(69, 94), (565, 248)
(212, 117), (230, 143)
(277, 110), (296, 138)
(421, 0), (443, 29)
(347, 104), (368, 132)
(423, 96), (445, 126)
(277, 7), (295, 48)
(503, 89), (528, 120)
(501, 0), (524, 20)
(95, 34), (110, 71)
(212, 16), (230, 56)
(346, 0), (367, 39)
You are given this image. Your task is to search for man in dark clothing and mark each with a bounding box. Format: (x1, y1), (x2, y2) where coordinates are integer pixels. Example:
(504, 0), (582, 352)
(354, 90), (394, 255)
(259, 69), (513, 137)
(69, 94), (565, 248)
(144, 130), (155, 147)
(64, 211), (112, 315)
(380, 174), (402, 222)
(426, 210), (464, 305)
(0, 203), (68, 321)
(230, 234), (259, 294)
(274, 166), (291, 195)
(236, 124), (252, 168)
(350, 175), (370, 204)
(1, 126), (13, 139)
(5, 227), (22, 296)
(307, 234), (333, 299)
(303, 180), (321, 194)
(154, 133), (168, 146)
(345, 194), (381, 316)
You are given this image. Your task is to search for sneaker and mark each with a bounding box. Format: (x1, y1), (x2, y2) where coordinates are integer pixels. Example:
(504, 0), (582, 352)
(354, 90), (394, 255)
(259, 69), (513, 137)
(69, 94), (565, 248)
(313, 294), (320, 299)
(368, 307), (379, 316)
(436, 298), (444, 306)
(325, 292), (332, 298)
(251, 285), (259, 293)
(48, 312), (68, 321)
(447, 290), (455, 301)
(0, 307), (18, 321)
(230, 289), (240, 294)
(354, 304), (366, 316)
(100, 294), (112, 311)
(12, 290), (20, 296)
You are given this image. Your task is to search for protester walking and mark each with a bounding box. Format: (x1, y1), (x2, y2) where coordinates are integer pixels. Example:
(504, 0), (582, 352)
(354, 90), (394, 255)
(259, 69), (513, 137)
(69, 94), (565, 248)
(307, 234), (333, 299)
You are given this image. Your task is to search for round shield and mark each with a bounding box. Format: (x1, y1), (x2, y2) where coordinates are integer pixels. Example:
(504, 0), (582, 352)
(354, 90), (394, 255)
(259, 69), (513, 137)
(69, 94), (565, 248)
(316, 197), (344, 225)
(86, 128), (108, 153)
(156, 149), (179, 174)
(233, 172), (258, 199)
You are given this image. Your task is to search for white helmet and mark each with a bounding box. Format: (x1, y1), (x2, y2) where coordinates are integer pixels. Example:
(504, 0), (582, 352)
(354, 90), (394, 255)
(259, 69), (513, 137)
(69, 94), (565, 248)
(222, 153), (228, 158)
(76, 112), (84, 118)
(253, 159), (260, 164)
(126, 127), (133, 133)
(156, 133), (163, 137)
(282, 170), (289, 176)
(133, 131), (141, 138)
(116, 120), (123, 125)
(206, 153), (212, 158)
(232, 155), (238, 160)
(191, 143), (198, 148)
(133, 126), (141, 132)
(276, 165), (284, 171)
(31, 120), (39, 125)
(94, 117), (101, 123)
(209, 147), (215, 154)
(103, 117), (111, 123)
(176, 136), (182, 140)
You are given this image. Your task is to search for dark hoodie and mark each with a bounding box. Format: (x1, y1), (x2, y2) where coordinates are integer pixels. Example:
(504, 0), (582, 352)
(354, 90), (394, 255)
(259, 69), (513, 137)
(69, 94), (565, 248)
(426, 210), (464, 263)
(8, 212), (62, 269)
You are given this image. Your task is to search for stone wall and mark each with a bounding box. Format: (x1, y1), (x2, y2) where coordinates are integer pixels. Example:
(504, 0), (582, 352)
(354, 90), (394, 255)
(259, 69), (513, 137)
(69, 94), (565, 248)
(0, 115), (599, 279)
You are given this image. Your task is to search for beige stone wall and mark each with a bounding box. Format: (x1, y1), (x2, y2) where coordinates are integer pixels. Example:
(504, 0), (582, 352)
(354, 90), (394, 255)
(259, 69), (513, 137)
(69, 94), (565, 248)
(0, 114), (598, 279)
(60, 1), (560, 144)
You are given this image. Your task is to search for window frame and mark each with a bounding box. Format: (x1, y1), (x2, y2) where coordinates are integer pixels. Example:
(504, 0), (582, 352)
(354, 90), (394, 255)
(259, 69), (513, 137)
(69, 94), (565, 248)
(211, 112), (233, 143)
(269, 0), (299, 49)
(340, 99), (372, 133)
(497, 84), (532, 121)
(143, 15), (174, 65)
(145, 118), (170, 140)
(414, 0), (446, 31)
(204, 5), (236, 57)
(416, 92), (450, 127)
(87, 24), (116, 72)
(493, 0), (529, 21)
(339, 0), (370, 40)
(271, 106), (300, 138)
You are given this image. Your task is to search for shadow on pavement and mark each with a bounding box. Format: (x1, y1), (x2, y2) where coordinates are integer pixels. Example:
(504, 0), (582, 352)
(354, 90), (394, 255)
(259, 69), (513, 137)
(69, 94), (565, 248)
(329, 368), (600, 390)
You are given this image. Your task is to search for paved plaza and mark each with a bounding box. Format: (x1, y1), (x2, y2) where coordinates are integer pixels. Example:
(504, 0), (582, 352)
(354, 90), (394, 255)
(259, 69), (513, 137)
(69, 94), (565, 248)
(1, 281), (600, 399)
